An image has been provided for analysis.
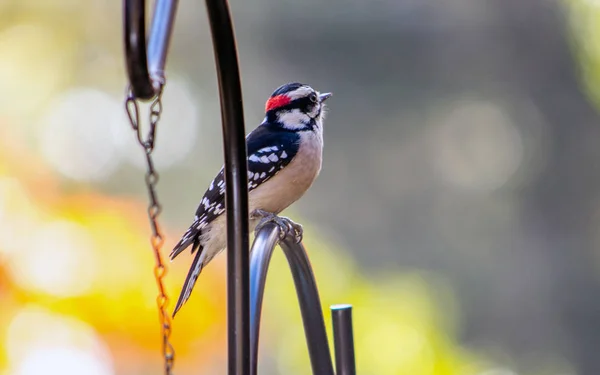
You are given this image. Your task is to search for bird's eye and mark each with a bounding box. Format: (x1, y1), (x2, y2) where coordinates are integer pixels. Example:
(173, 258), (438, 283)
(309, 93), (318, 103)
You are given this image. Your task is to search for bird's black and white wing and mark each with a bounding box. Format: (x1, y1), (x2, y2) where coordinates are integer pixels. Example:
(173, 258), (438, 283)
(169, 167), (227, 260)
(170, 125), (300, 316)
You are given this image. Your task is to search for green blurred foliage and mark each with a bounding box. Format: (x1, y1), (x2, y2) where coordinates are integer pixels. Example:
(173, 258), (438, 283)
(566, 0), (600, 112)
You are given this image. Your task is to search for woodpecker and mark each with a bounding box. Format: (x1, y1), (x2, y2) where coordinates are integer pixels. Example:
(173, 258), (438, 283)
(170, 82), (331, 316)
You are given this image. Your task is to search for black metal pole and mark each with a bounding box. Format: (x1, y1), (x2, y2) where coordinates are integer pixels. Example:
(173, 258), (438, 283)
(332, 304), (356, 375)
(204, 1), (250, 375)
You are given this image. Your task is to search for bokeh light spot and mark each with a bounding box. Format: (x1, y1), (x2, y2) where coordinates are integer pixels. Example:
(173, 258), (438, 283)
(38, 88), (123, 181)
(8, 220), (97, 297)
(7, 306), (113, 375)
(112, 78), (200, 170)
(431, 100), (524, 192)
(15, 347), (113, 375)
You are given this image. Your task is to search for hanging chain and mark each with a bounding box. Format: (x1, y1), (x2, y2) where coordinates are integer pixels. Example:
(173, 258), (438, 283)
(125, 86), (175, 375)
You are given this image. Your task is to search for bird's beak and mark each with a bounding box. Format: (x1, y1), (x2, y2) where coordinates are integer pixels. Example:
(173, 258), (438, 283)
(319, 92), (332, 102)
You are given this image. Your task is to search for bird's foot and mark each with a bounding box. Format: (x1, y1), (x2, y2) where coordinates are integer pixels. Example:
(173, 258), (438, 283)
(252, 209), (303, 243)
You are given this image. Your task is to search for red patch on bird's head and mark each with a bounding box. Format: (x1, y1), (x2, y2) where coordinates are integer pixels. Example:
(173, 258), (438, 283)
(265, 95), (291, 112)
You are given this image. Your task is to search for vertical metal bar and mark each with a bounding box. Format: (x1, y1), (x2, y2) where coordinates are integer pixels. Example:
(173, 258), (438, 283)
(147, 0), (179, 89)
(280, 237), (336, 375)
(248, 224), (281, 375)
(204, 1), (250, 375)
(332, 305), (356, 375)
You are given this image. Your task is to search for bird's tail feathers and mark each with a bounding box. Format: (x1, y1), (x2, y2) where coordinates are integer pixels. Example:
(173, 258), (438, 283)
(172, 245), (206, 317)
(169, 222), (201, 260)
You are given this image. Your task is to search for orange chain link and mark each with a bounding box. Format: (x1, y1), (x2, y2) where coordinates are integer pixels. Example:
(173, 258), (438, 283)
(125, 88), (175, 374)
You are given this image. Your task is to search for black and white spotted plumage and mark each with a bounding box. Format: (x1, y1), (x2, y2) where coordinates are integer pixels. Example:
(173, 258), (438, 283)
(170, 126), (300, 259)
(170, 82), (330, 316)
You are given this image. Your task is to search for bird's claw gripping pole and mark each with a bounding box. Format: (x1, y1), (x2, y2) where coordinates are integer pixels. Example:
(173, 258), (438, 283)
(124, 1), (356, 374)
(253, 210), (304, 243)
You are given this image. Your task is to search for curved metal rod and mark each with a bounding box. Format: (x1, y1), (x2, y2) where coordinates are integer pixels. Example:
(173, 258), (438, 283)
(249, 223), (282, 374)
(250, 224), (335, 375)
(204, 1), (250, 374)
(124, 0), (178, 100)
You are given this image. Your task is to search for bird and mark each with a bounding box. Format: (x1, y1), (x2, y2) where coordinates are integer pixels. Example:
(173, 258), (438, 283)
(170, 82), (331, 316)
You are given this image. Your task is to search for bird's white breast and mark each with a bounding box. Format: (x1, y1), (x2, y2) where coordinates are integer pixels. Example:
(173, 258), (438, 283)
(248, 129), (323, 215)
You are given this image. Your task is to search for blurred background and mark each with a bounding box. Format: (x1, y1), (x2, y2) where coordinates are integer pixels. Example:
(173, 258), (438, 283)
(1, 0), (600, 374)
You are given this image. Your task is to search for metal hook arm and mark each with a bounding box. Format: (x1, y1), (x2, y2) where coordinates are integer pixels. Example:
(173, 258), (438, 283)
(124, 0), (178, 100)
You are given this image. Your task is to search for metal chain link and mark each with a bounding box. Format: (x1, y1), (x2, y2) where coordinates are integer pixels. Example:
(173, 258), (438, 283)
(125, 86), (175, 375)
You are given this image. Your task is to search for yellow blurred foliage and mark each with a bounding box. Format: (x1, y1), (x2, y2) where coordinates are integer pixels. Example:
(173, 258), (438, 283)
(0, 126), (228, 374)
